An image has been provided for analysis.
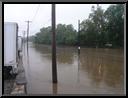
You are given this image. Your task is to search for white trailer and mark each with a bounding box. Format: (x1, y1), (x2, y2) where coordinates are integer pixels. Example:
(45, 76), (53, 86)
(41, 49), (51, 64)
(4, 22), (18, 77)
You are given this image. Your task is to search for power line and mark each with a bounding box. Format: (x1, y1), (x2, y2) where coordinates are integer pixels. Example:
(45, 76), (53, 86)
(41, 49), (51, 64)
(29, 4), (51, 35)
(41, 18), (51, 27)
(30, 5), (50, 33)
(30, 18), (51, 35)
(31, 4), (40, 23)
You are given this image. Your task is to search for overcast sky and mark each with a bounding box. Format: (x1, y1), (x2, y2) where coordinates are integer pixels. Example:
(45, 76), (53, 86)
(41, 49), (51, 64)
(4, 4), (111, 36)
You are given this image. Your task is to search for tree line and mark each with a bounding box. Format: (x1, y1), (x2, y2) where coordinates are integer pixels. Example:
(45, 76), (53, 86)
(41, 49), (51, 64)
(30, 4), (124, 48)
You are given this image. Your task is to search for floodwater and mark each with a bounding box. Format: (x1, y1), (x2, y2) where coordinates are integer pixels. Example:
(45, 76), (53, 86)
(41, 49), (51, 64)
(23, 42), (124, 95)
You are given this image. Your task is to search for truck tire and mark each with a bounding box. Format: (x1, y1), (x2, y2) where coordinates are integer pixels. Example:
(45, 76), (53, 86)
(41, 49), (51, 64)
(4, 66), (17, 80)
(4, 66), (12, 80)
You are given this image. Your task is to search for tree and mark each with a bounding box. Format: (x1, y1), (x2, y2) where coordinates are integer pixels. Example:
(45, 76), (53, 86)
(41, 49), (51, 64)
(34, 24), (77, 46)
(56, 24), (77, 45)
(104, 4), (124, 47)
(80, 5), (106, 47)
(89, 5), (106, 47)
(33, 4), (124, 48)
(80, 19), (97, 47)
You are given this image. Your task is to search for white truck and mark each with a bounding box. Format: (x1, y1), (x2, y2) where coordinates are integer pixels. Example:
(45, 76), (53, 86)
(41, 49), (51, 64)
(4, 22), (19, 78)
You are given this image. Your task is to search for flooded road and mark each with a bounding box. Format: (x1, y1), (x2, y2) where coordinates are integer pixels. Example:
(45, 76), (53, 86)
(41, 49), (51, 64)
(23, 42), (124, 95)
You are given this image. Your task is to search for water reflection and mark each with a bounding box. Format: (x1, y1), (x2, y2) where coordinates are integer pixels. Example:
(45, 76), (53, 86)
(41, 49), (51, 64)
(52, 83), (58, 94)
(24, 43), (124, 94)
(56, 47), (76, 65)
(33, 44), (51, 54)
(37, 44), (123, 89)
(34, 44), (76, 65)
(80, 48), (124, 90)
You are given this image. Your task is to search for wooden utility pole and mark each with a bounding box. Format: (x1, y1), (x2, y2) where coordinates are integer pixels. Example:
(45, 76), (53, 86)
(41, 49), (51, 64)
(77, 20), (80, 82)
(52, 4), (57, 83)
(22, 31), (25, 43)
(25, 21), (32, 50)
(78, 20), (80, 54)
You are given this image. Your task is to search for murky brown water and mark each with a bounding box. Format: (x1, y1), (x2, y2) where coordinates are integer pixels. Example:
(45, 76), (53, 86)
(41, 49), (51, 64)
(23, 42), (124, 95)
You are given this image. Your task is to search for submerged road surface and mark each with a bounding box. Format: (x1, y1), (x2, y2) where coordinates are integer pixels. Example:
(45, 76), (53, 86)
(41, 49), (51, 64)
(23, 42), (124, 95)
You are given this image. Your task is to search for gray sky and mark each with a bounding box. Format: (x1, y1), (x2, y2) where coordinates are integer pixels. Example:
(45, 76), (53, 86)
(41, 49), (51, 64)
(4, 4), (111, 36)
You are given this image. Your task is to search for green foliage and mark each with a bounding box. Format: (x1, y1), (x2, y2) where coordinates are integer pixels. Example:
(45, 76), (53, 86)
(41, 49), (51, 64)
(33, 4), (124, 48)
(104, 4), (124, 47)
(34, 24), (77, 46)
(56, 24), (77, 45)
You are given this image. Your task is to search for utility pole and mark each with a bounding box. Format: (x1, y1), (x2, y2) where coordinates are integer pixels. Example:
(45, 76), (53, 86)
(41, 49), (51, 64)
(52, 4), (57, 83)
(22, 31), (26, 43)
(77, 20), (80, 82)
(25, 20), (32, 50)
(22, 31), (26, 51)
(78, 20), (80, 54)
